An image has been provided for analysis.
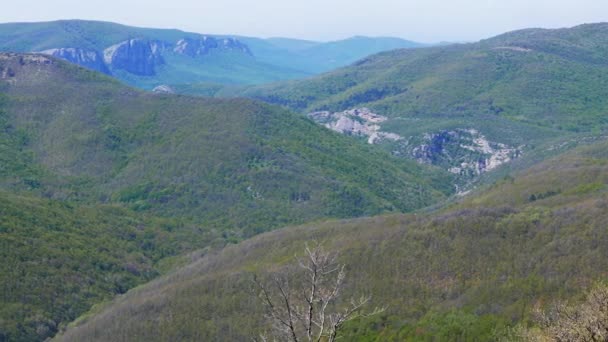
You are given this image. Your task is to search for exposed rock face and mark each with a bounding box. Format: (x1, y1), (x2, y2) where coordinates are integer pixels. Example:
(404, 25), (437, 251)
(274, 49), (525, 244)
(41, 48), (110, 75)
(152, 85), (174, 94)
(173, 36), (252, 57)
(307, 107), (521, 179)
(103, 39), (165, 76)
(308, 108), (401, 144)
(407, 129), (522, 176)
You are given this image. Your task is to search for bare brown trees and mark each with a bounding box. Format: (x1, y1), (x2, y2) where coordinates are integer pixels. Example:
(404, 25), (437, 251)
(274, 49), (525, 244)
(535, 284), (608, 341)
(509, 284), (608, 341)
(254, 242), (384, 342)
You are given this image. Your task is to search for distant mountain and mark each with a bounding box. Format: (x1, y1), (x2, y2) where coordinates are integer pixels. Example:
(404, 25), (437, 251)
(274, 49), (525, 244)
(56, 138), (608, 341)
(0, 20), (424, 88)
(241, 35), (425, 74)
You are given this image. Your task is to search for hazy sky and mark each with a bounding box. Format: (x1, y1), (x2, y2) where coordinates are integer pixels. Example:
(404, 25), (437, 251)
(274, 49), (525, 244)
(2, 0), (607, 42)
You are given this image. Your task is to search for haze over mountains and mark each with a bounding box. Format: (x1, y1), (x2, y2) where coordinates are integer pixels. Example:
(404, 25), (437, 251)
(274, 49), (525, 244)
(1, 19), (608, 342)
(0, 20), (424, 87)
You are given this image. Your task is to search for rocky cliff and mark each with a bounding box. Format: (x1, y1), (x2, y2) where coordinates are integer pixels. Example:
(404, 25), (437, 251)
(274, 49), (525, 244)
(308, 107), (522, 183)
(308, 108), (401, 144)
(25, 33), (253, 79)
(41, 48), (110, 75)
(404, 129), (522, 177)
(173, 36), (252, 57)
(103, 39), (165, 76)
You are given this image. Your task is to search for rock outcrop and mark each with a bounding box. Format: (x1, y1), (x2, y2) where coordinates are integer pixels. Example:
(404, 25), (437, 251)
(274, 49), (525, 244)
(103, 39), (165, 76)
(41, 48), (110, 75)
(173, 36), (252, 57)
(407, 129), (522, 176)
(308, 108), (401, 144)
(152, 85), (174, 94)
(28, 35), (253, 78)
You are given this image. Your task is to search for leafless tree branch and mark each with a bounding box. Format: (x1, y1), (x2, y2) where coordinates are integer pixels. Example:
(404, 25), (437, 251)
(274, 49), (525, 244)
(253, 241), (385, 342)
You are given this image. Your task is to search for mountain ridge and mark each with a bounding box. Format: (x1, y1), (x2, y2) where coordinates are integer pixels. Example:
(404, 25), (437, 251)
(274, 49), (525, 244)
(208, 23), (608, 187)
(0, 19), (424, 87)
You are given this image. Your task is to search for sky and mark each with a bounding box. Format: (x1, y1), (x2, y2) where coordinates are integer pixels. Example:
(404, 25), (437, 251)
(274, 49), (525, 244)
(2, 0), (607, 43)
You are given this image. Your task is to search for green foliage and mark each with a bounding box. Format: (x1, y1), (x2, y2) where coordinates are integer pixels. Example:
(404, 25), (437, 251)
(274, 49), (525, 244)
(343, 310), (508, 342)
(0, 53), (453, 341)
(56, 140), (608, 341)
(238, 24), (608, 134)
(214, 24), (608, 166)
(0, 54), (451, 232)
(0, 191), (218, 341)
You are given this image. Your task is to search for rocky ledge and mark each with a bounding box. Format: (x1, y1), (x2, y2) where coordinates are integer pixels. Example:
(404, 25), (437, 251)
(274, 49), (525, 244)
(405, 128), (522, 176)
(103, 39), (165, 76)
(308, 108), (402, 144)
(173, 36), (252, 57)
(41, 48), (110, 75)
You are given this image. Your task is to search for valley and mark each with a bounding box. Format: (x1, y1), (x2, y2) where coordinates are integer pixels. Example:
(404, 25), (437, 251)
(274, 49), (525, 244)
(1, 19), (608, 342)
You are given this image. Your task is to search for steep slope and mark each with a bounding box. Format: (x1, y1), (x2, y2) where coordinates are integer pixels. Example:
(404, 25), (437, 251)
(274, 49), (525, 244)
(56, 139), (608, 341)
(0, 191), (212, 342)
(0, 20), (424, 87)
(0, 53), (454, 341)
(240, 23), (608, 128)
(227, 23), (608, 184)
(0, 53), (452, 234)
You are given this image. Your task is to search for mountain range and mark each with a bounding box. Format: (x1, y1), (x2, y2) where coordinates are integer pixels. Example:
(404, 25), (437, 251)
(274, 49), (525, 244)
(1, 20), (608, 342)
(0, 20), (424, 87)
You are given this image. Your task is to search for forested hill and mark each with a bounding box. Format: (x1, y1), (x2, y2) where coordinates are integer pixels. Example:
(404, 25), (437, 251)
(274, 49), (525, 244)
(0, 52), (455, 340)
(212, 23), (608, 186)
(57, 138), (608, 341)
(235, 22), (608, 134)
(0, 52), (452, 235)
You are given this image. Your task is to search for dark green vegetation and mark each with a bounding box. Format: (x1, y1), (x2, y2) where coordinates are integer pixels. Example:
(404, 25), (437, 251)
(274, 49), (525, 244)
(0, 54), (452, 227)
(0, 53), (452, 341)
(57, 139), (608, 341)
(0, 20), (422, 87)
(0, 191), (213, 341)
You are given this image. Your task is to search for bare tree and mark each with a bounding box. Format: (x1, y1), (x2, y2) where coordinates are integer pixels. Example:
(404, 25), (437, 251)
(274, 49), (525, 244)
(254, 242), (384, 342)
(508, 284), (608, 342)
(535, 284), (608, 342)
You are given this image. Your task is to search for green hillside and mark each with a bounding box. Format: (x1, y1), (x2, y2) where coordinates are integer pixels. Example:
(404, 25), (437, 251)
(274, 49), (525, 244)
(0, 53), (453, 234)
(0, 191), (214, 342)
(0, 53), (454, 341)
(4, 22), (608, 342)
(237, 23), (608, 132)
(203, 23), (608, 187)
(56, 139), (608, 341)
